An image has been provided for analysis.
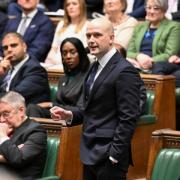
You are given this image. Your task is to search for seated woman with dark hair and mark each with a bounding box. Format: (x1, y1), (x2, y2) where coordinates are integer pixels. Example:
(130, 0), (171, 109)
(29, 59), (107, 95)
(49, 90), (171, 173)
(27, 37), (90, 118)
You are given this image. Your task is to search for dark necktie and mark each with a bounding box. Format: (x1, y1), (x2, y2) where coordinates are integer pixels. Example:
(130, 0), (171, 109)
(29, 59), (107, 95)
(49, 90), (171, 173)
(85, 61), (99, 98)
(1, 68), (13, 91)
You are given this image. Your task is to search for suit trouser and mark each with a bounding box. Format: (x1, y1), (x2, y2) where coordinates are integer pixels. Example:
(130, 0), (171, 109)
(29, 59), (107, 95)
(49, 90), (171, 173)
(83, 159), (128, 180)
(151, 62), (180, 87)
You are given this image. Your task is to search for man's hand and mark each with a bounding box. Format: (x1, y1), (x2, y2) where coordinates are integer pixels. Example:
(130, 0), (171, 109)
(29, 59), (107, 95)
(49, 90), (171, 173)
(169, 55), (180, 64)
(0, 123), (9, 138)
(0, 55), (12, 75)
(50, 106), (73, 121)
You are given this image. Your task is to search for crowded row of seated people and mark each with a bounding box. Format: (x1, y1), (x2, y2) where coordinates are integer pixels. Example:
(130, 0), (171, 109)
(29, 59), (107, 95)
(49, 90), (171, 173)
(0, 0), (179, 110)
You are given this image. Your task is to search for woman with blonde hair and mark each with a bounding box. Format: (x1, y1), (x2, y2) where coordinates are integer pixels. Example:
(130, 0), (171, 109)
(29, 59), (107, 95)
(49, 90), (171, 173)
(45, 0), (88, 65)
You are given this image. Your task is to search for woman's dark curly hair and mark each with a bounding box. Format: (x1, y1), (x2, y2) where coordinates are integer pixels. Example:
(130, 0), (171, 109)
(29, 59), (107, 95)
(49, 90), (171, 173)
(60, 37), (90, 74)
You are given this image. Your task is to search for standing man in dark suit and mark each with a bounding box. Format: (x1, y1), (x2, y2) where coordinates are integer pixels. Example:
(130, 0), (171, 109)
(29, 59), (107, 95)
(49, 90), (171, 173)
(0, 91), (47, 179)
(50, 17), (143, 180)
(1, 0), (54, 62)
(0, 32), (50, 105)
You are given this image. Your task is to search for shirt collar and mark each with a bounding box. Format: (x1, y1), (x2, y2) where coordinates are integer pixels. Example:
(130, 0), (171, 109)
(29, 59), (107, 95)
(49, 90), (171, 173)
(22, 9), (38, 19)
(98, 47), (117, 68)
(13, 54), (29, 71)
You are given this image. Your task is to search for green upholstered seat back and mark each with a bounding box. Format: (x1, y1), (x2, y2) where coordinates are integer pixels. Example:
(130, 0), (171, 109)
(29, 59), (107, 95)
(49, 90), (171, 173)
(50, 84), (58, 102)
(41, 136), (60, 177)
(176, 88), (180, 106)
(138, 90), (156, 125)
(151, 148), (180, 180)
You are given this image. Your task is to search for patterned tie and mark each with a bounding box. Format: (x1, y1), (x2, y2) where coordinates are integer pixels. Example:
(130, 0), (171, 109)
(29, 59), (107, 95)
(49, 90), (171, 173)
(1, 68), (13, 91)
(19, 16), (29, 36)
(85, 61), (99, 98)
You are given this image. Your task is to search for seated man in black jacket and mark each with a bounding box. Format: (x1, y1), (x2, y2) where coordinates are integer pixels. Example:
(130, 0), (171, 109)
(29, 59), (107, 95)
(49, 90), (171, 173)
(0, 91), (47, 179)
(0, 32), (50, 104)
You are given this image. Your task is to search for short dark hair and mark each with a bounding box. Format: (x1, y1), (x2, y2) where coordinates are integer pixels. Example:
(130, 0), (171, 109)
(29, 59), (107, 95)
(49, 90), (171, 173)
(60, 37), (90, 74)
(2, 32), (25, 44)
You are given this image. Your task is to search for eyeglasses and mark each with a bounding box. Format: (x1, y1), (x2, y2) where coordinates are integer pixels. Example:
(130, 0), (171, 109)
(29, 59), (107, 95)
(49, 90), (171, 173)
(0, 112), (12, 119)
(145, 5), (161, 11)
(62, 50), (78, 58)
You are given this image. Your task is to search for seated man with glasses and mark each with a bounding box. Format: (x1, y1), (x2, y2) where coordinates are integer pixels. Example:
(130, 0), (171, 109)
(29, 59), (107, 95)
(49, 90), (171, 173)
(127, 0), (180, 74)
(0, 91), (47, 179)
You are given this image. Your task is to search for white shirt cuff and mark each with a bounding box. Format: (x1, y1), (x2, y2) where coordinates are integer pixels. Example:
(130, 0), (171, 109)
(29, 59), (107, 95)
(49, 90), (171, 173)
(109, 156), (118, 163)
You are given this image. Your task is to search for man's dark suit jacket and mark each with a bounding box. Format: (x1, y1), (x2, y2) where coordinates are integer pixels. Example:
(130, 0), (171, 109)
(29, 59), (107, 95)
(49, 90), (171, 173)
(0, 118), (47, 179)
(0, 11), (7, 41)
(71, 51), (142, 168)
(0, 56), (50, 104)
(129, 0), (146, 19)
(2, 10), (54, 62)
(172, 1), (180, 20)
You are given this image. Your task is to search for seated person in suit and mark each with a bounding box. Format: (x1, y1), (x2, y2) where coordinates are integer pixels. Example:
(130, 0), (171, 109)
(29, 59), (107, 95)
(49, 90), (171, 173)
(27, 37), (90, 118)
(44, 0), (88, 65)
(0, 91), (47, 179)
(0, 12), (7, 41)
(127, 0), (180, 73)
(85, 0), (104, 19)
(0, 32), (50, 104)
(1, 0), (55, 62)
(165, 0), (180, 20)
(126, 0), (146, 19)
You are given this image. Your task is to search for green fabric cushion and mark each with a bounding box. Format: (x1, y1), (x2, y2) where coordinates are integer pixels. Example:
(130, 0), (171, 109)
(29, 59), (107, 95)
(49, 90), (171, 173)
(151, 149), (180, 180)
(176, 88), (180, 106)
(138, 90), (156, 125)
(41, 137), (60, 178)
(50, 84), (58, 102)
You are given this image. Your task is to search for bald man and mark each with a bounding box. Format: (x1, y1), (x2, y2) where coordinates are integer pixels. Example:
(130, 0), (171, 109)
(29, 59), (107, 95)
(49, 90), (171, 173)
(50, 17), (144, 180)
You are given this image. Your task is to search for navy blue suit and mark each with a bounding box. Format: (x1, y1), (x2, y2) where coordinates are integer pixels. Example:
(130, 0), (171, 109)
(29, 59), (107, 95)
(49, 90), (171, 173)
(0, 56), (50, 105)
(0, 11), (7, 41)
(2, 10), (54, 62)
(70, 51), (142, 178)
(129, 0), (146, 19)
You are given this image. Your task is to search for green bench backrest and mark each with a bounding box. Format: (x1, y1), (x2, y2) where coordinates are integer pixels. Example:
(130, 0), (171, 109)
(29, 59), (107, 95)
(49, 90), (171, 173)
(138, 90), (156, 125)
(50, 84), (58, 102)
(41, 136), (60, 178)
(151, 148), (180, 180)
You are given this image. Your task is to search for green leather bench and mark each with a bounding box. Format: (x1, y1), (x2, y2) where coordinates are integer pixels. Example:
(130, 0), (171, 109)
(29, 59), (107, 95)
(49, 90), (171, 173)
(146, 129), (180, 180)
(37, 136), (61, 180)
(151, 148), (180, 180)
(138, 90), (156, 125)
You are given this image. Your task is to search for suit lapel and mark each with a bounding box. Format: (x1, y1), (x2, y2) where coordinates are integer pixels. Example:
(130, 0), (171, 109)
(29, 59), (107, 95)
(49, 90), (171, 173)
(23, 11), (39, 38)
(9, 62), (26, 90)
(152, 19), (167, 55)
(85, 52), (119, 106)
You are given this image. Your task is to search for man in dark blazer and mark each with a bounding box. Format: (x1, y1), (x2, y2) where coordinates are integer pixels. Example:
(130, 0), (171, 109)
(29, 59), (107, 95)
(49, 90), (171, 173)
(0, 32), (50, 105)
(1, 0), (54, 62)
(50, 17), (144, 180)
(0, 91), (47, 179)
(128, 0), (146, 19)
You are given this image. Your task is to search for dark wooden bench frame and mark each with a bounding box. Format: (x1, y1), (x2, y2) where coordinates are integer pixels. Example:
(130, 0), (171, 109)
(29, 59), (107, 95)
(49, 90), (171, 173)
(128, 74), (176, 180)
(33, 118), (83, 180)
(146, 129), (180, 180)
